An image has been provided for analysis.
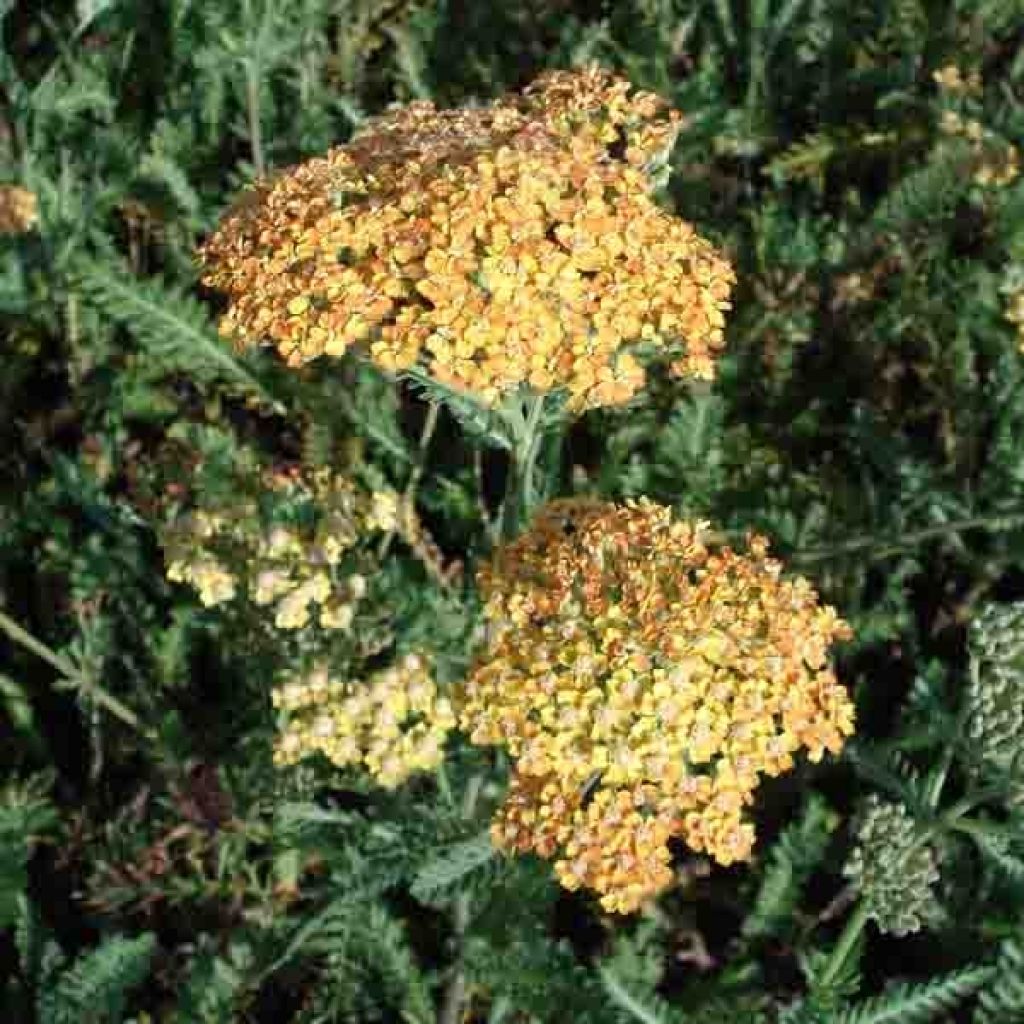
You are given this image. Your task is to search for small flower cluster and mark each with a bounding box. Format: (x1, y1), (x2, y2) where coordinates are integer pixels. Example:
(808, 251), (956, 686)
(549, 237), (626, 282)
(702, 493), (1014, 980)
(939, 110), (1020, 188)
(0, 185), (38, 235)
(199, 68), (734, 411)
(459, 498), (853, 912)
(1005, 289), (1024, 354)
(163, 468), (398, 631)
(272, 654), (455, 788)
(932, 64), (982, 96)
(966, 602), (1024, 778)
(843, 797), (939, 936)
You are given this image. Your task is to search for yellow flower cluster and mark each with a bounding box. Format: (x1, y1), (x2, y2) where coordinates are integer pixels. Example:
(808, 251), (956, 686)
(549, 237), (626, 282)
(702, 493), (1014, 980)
(459, 498), (853, 913)
(199, 67), (734, 411)
(939, 110), (1020, 188)
(932, 64), (982, 95)
(0, 185), (38, 235)
(163, 469), (395, 631)
(272, 654), (455, 788)
(1006, 289), (1024, 353)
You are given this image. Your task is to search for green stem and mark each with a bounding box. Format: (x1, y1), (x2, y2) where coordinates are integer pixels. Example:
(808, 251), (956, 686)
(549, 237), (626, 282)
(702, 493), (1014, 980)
(951, 816), (1008, 840)
(439, 773), (484, 1024)
(793, 511), (1024, 566)
(378, 400), (440, 560)
(245, 61), (266, 178)
(817, 900), (870, 990)
(0, 608), (151, 737)
(499, 393), (549, 540)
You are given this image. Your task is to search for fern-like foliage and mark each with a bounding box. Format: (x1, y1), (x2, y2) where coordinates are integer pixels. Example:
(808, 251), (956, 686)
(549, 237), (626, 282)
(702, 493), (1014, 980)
(37, 932), (156, 1024)
(74, 256), (282, 412)
(0, 780), (56, 928)
(291, 899), (434, 1024)
(745, 794), (836, 939)
(869, 147), (970, 244)
(975, 931), (1024, 1023)
(410, 829), (495, 907)
(836, 966), (992, 1024)
(400, 367), (515, 451)
(600, 965), (683, 1024)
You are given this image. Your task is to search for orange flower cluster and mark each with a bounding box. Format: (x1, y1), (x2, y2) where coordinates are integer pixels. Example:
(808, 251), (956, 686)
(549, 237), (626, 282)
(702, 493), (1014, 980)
(459, 498), (853, 912)
(272, 654), (455, 788)
(199, 68), (734, 411)
(0, 185), (38, 234)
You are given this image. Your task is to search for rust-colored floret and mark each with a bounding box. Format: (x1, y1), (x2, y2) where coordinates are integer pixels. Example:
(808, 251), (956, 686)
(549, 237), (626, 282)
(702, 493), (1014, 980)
(199, 68), (735, 411)
(459, 498), (854, 913)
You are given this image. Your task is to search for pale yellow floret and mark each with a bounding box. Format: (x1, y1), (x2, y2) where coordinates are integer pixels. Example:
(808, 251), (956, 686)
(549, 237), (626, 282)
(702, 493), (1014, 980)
(272, 657), (454, 788)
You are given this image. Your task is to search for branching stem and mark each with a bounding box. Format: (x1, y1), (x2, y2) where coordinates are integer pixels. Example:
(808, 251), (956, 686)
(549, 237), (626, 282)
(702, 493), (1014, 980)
(499, 393), (551, 541)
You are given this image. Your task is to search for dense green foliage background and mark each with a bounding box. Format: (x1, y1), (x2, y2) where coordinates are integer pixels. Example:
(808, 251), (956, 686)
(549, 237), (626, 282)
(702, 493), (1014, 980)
(4, 1), (1024, 1021)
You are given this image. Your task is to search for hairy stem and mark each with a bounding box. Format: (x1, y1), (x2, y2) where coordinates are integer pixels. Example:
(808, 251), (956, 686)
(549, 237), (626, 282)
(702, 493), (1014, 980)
(0, 608), (151, 736)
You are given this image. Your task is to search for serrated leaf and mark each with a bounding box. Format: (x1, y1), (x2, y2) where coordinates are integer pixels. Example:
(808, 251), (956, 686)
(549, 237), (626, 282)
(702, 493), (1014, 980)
(410, 830), (494, 905)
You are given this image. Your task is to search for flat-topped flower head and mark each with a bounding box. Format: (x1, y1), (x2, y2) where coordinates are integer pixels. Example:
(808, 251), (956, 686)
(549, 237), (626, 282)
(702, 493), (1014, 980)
(199, 68), (734, 411)
(459, 498), (853, 912)
(273, 654), (455, 788)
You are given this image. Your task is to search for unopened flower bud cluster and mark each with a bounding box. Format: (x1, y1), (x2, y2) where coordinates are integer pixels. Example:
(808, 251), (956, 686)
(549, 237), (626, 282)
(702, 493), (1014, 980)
(459, 498), (853, 912)
(272, 654), (454, 788)
(163, 467), (399, 632)
(966, 602), (1024, 778)
(843, 797), (939, 936)
(199, 67), (734, 411)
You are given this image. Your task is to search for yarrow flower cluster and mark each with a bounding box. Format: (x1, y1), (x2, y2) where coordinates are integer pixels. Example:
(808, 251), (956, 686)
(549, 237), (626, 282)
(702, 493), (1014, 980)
(199, 67), (735, 411)
(843, 797), (939, 936)
(0, 185), (38, 235)
(932, 64), (982, 96)
(272, 654), (455, 788)
(939, 109), (1020, 188)
(162, 467), (399, 631)
(458, 498), (853, 912)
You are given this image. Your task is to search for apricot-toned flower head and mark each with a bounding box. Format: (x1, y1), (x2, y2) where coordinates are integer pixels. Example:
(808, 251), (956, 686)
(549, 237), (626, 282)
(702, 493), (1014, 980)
(0, 185), (38, 235)
(459, 498), (853, 912)
(199, 67), (734, 411)
(272, 654), (455, 788)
